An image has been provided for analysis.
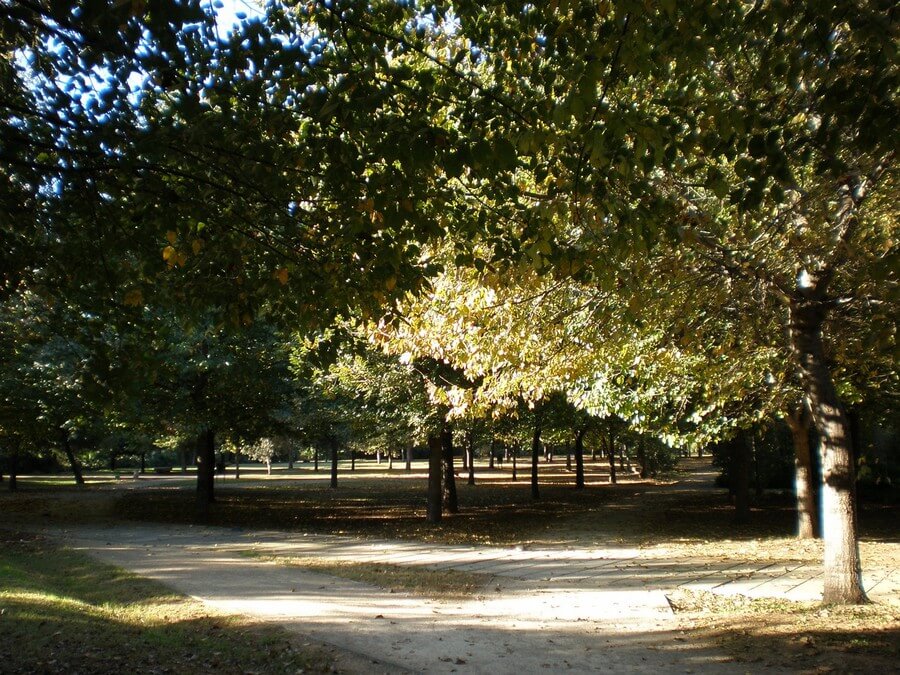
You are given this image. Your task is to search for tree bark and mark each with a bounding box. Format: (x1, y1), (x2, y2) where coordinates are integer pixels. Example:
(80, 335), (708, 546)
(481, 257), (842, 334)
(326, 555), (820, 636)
(139, 451), (146, 475)
(786, 405), (819, 539)
(61, 430), (84, 486)
(441, 426), (458, 514)
(427, 434), (442, 523)
(791, 300), (867, 603)
(531, 421), (541, 500)
(314, 445), (319, 472)
(489, 438), (496, 469)
(734, 434), (751, 524)
(565, 440), (572, 471)
(196, 428), (215, 507)
(637, 438), (649, 479)
(466, 431), (475, 486)
(574, 429), (586, 489)
(405, 442), (412, 472)
(7, 440), (19, 491)
(329, 438), (339, 489)
(511, 445), (517, 481)
(235, 449), (241, 480)
(606, 434), (617, 485)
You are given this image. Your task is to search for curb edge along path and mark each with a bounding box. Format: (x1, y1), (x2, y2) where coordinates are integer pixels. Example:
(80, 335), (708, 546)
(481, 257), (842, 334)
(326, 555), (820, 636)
(55, 522), (776, 675)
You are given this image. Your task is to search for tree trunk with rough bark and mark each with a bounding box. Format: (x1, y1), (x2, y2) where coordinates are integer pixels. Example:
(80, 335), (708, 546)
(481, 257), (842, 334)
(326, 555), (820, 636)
(330, 439), (339, 489)
(427, 434), (442, 523)
(637, 438), (648, 479)
(786, 406), (819, 539)
(466, 431), (475, 486)
(791, 300), (867, 604)
(441, 426), (458, 513)
(733, 434), (751, 524)
(61, 430), (84, 486)
(196, 428), (215, 507)
(531, 422), (541, 500)
(574, 429), (585, 489)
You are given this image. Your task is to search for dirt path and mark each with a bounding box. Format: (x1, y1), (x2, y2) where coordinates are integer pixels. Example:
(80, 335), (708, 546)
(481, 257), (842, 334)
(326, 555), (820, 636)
(30, 521), (789, 675)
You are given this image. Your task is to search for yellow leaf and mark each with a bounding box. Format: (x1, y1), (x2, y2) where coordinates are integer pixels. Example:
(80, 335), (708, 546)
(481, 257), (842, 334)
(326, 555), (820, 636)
(162, 245), (176, 263)
(166, 230), (177, 245)
(191, 239), (204, 254)
(275, 268), (289, 285)
(123, 289), (143, 307)
(175, 251), (188, 267)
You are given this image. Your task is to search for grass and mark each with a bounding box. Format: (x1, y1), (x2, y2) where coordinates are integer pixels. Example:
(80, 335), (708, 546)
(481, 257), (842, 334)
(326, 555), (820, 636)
(240, 550), (494, 599)
(0, 531), (336, 674)
(668, 589), (900, 672)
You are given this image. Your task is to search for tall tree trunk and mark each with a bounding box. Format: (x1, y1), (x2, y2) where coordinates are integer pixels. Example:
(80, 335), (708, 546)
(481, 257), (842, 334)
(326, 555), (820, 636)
(733, 434), (751, 524)
(388, 452), (393, 470)
(350, 448), (356, 471)
(405, 442), (412, 472)
(606, 434), (617, 485)
(786, 405), (819, 539)
(139, 452), (146, 475)
(427, 434), (442, 523)
(330, 439), (339, 489)
(466, 431), (475, 486)
(489, 438), (496, 469)
(441, 426), (458, 514)
(565, 440), (572, 471)
(61, 430), (84, 486)
(531, 421), (541, 500)
(511, 446), (517, 481)
(637, 438), (649, 479)
(235, 449), (241, 480)
(791, 300), (866, 603)
(376, 449), (382, 465)
(314, 445), (319, 472)
(574, 429), (585, 489)
(288, 446), (294, 470)
(196, 428), (215, 507)
(7, 440), (19, 491)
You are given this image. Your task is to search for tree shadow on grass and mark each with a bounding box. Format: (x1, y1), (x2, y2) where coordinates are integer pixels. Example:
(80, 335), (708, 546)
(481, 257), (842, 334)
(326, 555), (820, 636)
(0, 532), (331, 675)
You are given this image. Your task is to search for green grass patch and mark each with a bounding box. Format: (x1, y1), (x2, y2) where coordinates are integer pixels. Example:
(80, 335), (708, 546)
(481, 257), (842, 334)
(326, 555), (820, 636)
(0, 531), (334, 674)
(241, 550), (493, 599)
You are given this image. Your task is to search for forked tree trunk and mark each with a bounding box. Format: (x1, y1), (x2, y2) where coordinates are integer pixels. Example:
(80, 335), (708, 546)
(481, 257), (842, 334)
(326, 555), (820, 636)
(786, 406), (819, 539)
(427, 434), (442, 523)
(574, 429), (585, 489)
(61, 430), (84, 486)
(441, 426), (458, 514)
(791, 300), (866, 604)
(196, 428), (215, 507)
(531, 422), (541, 500)
(330, 439), (339, 489)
